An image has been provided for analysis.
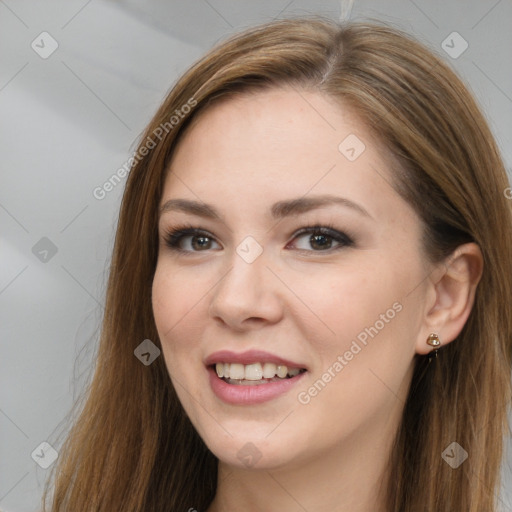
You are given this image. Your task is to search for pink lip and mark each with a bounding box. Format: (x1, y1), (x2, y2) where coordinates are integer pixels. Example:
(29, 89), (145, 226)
(205, 350), (308, 405)
(207, 366), (307, 405)
(204, 350), (307, 369)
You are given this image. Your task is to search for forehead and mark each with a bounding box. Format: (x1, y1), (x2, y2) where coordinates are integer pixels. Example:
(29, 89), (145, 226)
(161, 87), (405, 222)
(169, 87), (361, 169)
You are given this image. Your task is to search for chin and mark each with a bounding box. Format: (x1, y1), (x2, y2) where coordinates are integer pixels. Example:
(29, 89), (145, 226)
(198, 427), (305, 471)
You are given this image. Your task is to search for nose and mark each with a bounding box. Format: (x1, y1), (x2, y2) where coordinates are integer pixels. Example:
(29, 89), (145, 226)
(208, 248), (284, 331)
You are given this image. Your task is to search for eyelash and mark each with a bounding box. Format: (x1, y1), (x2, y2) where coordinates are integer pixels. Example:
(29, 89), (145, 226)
(162, 222), (355, 255)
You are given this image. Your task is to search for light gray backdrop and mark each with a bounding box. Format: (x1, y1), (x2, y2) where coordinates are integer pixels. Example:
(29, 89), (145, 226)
(1, 1), (511, 511)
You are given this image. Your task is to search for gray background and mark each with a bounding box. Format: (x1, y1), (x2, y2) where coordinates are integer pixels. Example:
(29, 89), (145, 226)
(1, 1), (511, 510)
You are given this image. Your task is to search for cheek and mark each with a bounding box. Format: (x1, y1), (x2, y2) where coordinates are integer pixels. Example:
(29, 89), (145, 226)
(151, 263), (207, 364)
(292, 278), (415, 440)
(297, 263), (401, 346)
(302, 258), (419, 388)
(152, 262), (215, 417)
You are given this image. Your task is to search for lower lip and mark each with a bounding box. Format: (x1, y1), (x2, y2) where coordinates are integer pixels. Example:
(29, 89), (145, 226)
(207, 366), (307, 405)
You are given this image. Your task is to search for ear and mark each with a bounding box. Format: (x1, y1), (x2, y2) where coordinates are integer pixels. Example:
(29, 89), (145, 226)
(415, 242), (483, 355)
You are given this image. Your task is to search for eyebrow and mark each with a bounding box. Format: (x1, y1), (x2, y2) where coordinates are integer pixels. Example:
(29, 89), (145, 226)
(159, 194), (372, 221)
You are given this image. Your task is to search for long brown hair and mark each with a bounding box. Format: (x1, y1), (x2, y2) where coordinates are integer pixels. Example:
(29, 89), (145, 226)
(43, 16), (512, 511)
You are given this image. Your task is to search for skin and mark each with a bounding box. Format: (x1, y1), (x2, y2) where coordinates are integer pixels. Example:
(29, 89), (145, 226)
(152, 87), (483, 511)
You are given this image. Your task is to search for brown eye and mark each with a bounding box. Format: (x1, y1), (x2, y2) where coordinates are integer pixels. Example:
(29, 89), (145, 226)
(164, 227), (221, 253)
(290, 226), (354, 252)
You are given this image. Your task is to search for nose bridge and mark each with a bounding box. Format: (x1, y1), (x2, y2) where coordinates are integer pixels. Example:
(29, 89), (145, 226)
(208, 241), (282, 326)
(216, 243), (268, 303)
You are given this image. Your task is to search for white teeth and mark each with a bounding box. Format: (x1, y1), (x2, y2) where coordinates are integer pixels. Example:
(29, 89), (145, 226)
(229, 363), (245, 380)
(244, 363), (263, 380)
(214, 362), (304, 380)
(276, 365), (288, 378)
(262, 362), (277, 379)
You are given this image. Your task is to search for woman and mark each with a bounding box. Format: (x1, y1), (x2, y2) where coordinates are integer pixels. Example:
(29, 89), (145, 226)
(43, 16), (512, 511)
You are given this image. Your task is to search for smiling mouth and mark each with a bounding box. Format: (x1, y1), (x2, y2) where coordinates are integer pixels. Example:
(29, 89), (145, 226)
(213, 362), (307, 386)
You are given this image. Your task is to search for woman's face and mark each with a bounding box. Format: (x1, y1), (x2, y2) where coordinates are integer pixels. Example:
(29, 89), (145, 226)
(152, 87), (433, 470)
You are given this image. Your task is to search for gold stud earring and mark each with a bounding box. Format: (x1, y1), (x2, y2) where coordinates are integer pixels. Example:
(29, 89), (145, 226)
(426, 333), (441, 362)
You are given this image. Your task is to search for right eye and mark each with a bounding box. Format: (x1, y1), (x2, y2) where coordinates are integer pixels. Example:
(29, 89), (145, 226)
(163, 226), (221, 254)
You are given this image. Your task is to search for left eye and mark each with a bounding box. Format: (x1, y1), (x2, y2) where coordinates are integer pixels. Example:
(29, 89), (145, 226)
(163, 225), (354, 254)
(289, 227), (354, 252)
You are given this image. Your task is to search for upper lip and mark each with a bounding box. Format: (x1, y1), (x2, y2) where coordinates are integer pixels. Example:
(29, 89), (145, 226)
(204, 350), (307, 370)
